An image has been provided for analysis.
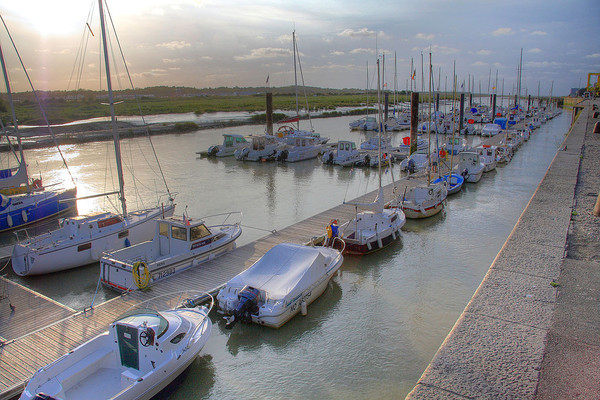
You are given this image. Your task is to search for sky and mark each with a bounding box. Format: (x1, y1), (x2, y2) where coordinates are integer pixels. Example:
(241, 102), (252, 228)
(1, 0), (599, 97)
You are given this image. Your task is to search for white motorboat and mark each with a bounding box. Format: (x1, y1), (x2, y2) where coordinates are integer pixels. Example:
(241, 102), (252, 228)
(475, 145), (498, 172)
(360, 136), (391, 151)
(384, 112), (411, 131)
(20, 291), (213, 400)
(100, 212), (242, 292)
(322, 140), (369, 167)
(276, 136), (323, 162)
(234, 135), (282, 162)
(400, 152), (437, 173)
(481, 123), (503, 137)
(349, 116), (378, 131)
(275, 125), (329, 145)
(206, 133), (249, 157)
(216, 242), (344, 329)
(454, 151), (485, 183)
(398, 180), (447, 219)
(394, 137), (428, 157)
(11, 1), (176, 276)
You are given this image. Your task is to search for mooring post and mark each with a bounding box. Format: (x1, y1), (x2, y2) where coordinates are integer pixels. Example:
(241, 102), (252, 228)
(492, 94), (497, 122)
(266, 92), (273, 135)
(410, 92), (419, 155)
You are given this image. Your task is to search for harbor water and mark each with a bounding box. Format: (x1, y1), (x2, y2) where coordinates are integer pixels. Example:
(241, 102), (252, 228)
(2, 111), (570, 399)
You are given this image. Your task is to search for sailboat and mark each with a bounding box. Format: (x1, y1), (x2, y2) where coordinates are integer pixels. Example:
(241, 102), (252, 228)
(11, 0), (175, 276)
(335, 59), (405, 254)
(397, 52), (448, 218)
(0, 28), (77, 233)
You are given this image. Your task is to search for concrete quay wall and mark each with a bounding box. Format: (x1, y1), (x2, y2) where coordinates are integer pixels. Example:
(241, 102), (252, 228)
(406, 102), (593, 399)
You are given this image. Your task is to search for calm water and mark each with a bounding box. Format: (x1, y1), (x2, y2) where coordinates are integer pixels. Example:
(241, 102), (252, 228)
(3, 111), (569, 399)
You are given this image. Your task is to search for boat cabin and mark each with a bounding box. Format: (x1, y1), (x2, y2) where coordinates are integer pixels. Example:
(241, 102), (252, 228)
(222, 134), (248, 149)
(157, 216), (219, 256)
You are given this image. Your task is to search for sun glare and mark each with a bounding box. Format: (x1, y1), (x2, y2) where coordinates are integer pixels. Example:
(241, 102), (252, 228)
(9, 2), (92, 36)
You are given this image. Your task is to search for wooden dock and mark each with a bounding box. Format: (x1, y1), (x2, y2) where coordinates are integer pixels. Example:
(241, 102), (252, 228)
(0, 128), (519, 399)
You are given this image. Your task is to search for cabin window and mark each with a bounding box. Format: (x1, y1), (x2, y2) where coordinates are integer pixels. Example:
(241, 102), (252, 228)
(190, 224), (211, 241)
(224, 136), (233, 146)
(171, 226), (188, 241)
(159, 222), (169, 237)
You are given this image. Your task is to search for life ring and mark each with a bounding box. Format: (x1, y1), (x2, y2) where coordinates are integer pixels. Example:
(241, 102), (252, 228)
(132, 261), (150, 290)
(439, 149), (446, 159)
(277, 125), (295, 138)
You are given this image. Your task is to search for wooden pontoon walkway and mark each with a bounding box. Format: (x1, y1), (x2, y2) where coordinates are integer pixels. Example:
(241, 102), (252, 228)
(0, 128), (520, 399)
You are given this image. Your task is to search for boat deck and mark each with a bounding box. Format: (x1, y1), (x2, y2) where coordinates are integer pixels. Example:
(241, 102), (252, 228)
(0, 129), (519, 399)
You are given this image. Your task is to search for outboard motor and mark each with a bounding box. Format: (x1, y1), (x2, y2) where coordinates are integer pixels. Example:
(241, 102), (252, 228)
(407, 158), (415, 174)
(277, 149), (289, 162)
(461, 168), (469, 179)
(207, 145), (219, 157)
(225, 286), (260, 329)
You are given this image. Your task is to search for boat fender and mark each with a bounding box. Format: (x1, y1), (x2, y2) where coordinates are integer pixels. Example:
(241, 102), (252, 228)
(7, 213), (12, 227)
(133, 261), (150, 290)
(428, 188), (433, 196)
(301, 301), (307, 316)
(22, 209), (28, 223)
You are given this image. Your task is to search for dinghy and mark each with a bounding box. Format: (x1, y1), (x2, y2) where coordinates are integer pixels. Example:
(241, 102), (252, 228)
(217, 242), (344, 329)
(20, 291), (213, 400)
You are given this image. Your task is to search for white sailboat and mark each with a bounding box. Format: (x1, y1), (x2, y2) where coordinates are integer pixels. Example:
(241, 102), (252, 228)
(11, 0), (175, 276)
(336, 59), (405, 254)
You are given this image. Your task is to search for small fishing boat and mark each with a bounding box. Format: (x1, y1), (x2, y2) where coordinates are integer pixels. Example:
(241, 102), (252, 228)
(454, 151), (485, 183)
(442, 136), (469, 155)
(234, 135), (282, 162)
(322, 140), (369, 167)
(400, 152), (435, 173)
(475, 145), (498, 172)
(276, 135), (323, 162)
(360, 136), (391, 151)
(398, 180), (447, 218)
(20, 291), (213, 400)
(205, 133), (249, 157)
(100, 212), (242, 292)
(217, 242), (344, 329)
(349, 116), (378, 131)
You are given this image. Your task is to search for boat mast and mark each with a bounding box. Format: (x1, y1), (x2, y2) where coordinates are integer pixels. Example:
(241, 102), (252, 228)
(293, 30), (300, 131)
(98, 0), (127, 217)
(0, 41), (29, 192)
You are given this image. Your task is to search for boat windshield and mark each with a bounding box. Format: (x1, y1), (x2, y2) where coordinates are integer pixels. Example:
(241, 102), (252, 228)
(191, 224), (211, 241)
(115, 308), (169, 338)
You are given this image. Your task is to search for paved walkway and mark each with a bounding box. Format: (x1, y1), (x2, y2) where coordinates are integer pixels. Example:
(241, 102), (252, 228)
(406, 101), (597, 399)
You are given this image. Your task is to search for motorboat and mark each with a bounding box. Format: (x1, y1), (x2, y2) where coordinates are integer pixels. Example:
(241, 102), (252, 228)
(275, 125), (329, 145)
(349, 116), (378, 131)
(276, 135), (323, 162)
(384, 113), (410, 130)
(19, 291), (213, 400)
(432, 173), (464, 195)
(481, 123), (503, 137)
(11, 0), (176, 276)
(475, 145), (498, 172)
(322, 140), (370, 167)
(398, 180), (447, 219)
(206, 134), (249, 157)
(234, 135), (282, 161)
(216, 242), (344, 329)
(454, 151), (485, 183)
(100, 212), (242, 292)
(360, 136), (391, 151)
(394, 137), (428, 157)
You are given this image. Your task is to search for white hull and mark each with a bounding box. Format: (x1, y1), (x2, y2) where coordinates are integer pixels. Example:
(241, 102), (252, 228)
(12, 204), (175, 276)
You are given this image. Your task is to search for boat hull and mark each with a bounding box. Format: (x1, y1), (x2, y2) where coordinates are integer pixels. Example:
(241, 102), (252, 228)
(402, 201), (444, 219)
(0, 187), (77, 233)
(11, 204), (175, 276)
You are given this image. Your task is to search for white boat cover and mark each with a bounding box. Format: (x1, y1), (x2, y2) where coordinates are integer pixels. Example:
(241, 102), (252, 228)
(227, 243), (330, 300)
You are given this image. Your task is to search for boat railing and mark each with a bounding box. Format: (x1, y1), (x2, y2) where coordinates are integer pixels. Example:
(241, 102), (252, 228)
(203, 211), (243, 227)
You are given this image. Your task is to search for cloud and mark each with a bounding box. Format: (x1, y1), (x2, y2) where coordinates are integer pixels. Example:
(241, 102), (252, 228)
(585, 53), (600, 59)
(157, 41), (191, 50)
(472, 61), (488, 66)
(415, 33), (434, 41)
(477, 50), (492, 56)
(525, 61), (561, 68)
(349, 48), (375, 55)
(528, 48), (542, 53)
(531, 30), (547, 36)
(338, 28), (376, 38)
(330, 50), (344, 56)
(234, 47), (292, 60)
(492, 27), (514, 36)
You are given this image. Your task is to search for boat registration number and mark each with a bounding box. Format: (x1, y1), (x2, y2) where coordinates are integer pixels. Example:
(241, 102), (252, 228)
(153, 267), (175, 281)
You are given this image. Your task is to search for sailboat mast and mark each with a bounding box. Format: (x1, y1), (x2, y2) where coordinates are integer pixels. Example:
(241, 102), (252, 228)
(293, 30), (299, 130)
(376, 58), (382, 189)
(98, 0), (127, 217)
(0, 42), (29, 191)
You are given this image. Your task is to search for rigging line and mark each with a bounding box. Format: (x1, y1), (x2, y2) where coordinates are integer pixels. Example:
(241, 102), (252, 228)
(105, 5), (173, 202)
(293, 36), (314, 132)
(0, 118), (19, 164)
(0, 15), (76, 187)
(68, 3), (96, 91)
